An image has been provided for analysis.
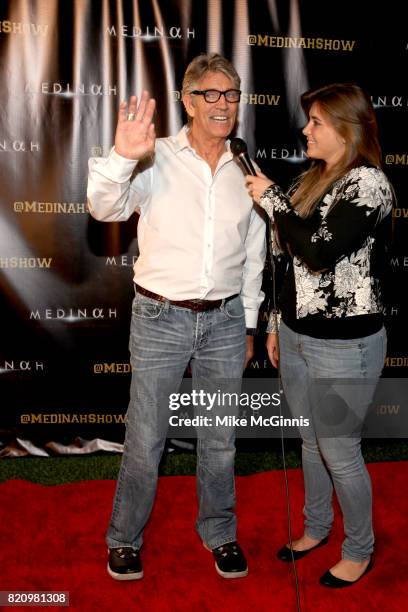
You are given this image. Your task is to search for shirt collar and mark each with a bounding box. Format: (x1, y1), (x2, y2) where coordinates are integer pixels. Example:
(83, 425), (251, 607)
(173, 125), (233, 161)
(173, 125), (191, 153)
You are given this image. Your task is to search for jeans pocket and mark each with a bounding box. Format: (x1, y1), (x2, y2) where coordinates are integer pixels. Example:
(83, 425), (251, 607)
(221, 296), (245, 319)
(325, 340), (363, 350)
(132, 295), (165, 319)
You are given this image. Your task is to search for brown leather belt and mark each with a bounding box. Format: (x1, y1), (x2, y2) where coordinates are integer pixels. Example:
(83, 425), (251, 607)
(135, 284), (238, 313)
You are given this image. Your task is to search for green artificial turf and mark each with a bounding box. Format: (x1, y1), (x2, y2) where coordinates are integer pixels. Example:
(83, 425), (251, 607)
(1, 439), (407, 485)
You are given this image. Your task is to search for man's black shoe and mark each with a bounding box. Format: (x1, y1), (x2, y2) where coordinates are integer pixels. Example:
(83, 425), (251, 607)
(107, 547), (143, 581)
(208, 541), (248, 578)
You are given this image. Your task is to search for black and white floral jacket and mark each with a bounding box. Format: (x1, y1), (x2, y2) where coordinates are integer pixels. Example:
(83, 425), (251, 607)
(259, 166), (394, 333)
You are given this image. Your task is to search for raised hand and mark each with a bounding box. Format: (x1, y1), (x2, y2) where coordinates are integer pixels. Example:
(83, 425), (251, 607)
(114, 91), (156, 160)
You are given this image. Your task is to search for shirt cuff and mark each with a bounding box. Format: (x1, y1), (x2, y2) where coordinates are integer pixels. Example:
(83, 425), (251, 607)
(95, 147), (139, 182)
(244, 308), (260, 329)
(266, 311), (281, 333)
(259, 184), (291, 220)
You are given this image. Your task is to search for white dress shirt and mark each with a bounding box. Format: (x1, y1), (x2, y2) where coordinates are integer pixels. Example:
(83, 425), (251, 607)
(87, 126), (266, 328)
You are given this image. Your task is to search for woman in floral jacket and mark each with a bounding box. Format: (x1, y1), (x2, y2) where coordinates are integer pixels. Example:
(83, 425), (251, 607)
(246, 83), (394, 588)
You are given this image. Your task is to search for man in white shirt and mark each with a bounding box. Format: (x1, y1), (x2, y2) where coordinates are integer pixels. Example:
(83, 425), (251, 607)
(87, 53), (266, 581)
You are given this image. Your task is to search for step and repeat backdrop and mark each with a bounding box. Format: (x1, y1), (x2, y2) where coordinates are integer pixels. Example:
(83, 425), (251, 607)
(1, 0), (407, 454)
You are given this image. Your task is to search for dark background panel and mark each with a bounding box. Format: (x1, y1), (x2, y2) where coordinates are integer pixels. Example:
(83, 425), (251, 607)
(0, 0), (406, 450)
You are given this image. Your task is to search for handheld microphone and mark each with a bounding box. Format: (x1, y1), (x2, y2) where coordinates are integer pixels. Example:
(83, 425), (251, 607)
(230, 137), (257, 176)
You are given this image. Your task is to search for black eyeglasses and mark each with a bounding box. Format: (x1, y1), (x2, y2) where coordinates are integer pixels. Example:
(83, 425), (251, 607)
(191, 89), (241, 103)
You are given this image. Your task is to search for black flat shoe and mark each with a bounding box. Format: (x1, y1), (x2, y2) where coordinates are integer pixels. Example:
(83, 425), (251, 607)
(277, 536), (329, 562)
(319, 559), (373, 588)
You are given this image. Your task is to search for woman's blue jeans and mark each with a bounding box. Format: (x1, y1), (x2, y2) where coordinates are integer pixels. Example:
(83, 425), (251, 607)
(106, 291), (246, 551)
(279, 320), (386, 561)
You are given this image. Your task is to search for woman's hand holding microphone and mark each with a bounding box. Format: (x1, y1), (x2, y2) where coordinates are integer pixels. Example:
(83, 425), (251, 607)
(245, 171), (274, 204)
(245, 171), (279, 368)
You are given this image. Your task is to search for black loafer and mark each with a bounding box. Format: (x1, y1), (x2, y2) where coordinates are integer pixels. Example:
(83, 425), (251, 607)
(107, 547), (143, 580)
(277, 536), (329, 562)
(320, 559), (373, 588)
(209, 541), (248, 578)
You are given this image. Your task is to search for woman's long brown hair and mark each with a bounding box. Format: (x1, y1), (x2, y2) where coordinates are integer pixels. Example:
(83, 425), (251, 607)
(291, 83), (382, 218)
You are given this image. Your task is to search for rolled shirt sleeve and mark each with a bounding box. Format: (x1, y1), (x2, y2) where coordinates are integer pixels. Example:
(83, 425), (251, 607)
(87, 148), (152, 222)
(241, 206), (267, 328)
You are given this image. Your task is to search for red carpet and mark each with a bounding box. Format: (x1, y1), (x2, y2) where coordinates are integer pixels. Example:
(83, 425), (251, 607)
(0, 462), (407, 611)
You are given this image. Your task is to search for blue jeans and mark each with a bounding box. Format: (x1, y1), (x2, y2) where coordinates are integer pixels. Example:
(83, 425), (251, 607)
(279, 321), (386, 561)
(106, 290), (246, 550)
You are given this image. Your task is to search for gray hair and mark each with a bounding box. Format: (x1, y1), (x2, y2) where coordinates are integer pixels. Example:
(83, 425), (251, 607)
(182, 53), (241, 96)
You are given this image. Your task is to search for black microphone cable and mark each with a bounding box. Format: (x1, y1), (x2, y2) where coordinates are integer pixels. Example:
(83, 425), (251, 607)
(270, 245), (302, 612)
(231, 138), (302, 611)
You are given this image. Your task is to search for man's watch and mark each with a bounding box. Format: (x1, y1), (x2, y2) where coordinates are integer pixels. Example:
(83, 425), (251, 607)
(246, 328), (257, 336)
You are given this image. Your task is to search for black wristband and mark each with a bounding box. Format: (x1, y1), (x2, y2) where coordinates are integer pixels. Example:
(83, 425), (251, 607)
(246, 328), (257, 336)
